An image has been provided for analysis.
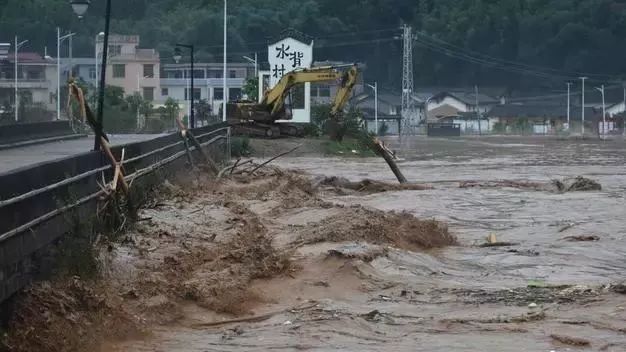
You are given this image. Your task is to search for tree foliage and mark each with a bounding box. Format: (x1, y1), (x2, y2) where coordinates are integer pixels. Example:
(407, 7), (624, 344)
(3, 0), (626, 88)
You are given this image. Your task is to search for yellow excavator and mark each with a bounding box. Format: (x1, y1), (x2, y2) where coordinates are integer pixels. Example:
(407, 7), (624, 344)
(225, 64), (359, 138)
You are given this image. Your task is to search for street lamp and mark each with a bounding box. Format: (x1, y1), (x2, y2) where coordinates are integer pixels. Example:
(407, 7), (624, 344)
(242, 54), (257, 78)
(70, 0), (90, 18)
(174, 44), (195, 129)
(14, 37), (28, 122)
(71, 0), (111, 151)
(57, 28), (76, 120)
(366, 82), (378, 134)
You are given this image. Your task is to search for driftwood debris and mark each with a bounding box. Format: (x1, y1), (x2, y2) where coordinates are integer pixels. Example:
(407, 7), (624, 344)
(371, 138), (407, 184)
(550, 334), (591, 347)
(250, 144), (302, 174)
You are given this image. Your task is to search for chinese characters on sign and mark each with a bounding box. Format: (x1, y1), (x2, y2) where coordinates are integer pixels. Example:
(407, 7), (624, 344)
(268, 38), (313, 88)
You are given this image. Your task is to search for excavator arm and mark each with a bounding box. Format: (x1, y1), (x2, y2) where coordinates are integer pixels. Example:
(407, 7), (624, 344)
(261, 64), (359, 118)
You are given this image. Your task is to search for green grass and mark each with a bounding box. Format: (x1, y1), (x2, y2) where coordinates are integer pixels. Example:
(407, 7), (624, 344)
(322, 138), (376, 157)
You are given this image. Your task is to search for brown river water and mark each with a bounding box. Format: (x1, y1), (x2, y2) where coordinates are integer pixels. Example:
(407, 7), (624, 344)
(114, 136), (626, 352)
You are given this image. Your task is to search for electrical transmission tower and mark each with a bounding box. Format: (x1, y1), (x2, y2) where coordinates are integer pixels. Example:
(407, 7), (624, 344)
(401, 24), (418, 135)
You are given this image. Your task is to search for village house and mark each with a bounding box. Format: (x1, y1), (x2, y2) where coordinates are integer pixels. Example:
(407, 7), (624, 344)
(424, 91), (501, 133)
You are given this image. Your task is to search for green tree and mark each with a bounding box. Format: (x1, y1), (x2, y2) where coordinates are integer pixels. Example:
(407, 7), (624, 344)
(195, 99), (213, 125)
(243, 77), (258, 102)
(160, 97), (180, 127)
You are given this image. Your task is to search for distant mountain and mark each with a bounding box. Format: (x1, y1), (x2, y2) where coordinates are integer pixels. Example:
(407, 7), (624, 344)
(1, 0), (625, 88)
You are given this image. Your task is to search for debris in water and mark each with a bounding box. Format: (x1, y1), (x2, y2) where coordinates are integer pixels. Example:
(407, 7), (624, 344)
(315, 176), (432, 193)
(550, 334), (591, 347)
(562, 235), (600, 242)
(561, 176), (602, 192)
(327, 242), (387, 262)
(479, 241), (519, 248)
(610, 283), (626, 294)
(460, 176), (602, 193)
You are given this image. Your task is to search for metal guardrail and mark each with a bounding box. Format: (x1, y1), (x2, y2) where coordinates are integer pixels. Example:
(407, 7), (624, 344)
(0, 124), (230, 303)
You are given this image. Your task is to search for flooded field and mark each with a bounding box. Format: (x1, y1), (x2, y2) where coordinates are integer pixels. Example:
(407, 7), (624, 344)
(9, 136), (625, 352)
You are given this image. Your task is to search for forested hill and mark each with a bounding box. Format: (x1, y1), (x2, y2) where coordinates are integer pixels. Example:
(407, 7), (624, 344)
(1, 0), (625, 89)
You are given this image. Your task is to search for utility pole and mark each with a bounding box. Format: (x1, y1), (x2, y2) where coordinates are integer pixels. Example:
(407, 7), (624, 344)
(69, 34), (73, 80)
(623, 86), (625, 137)
(57, 27), (61, 120)
(566, 82), (572, 131)
(14, 36), (28, 122)
(401, 24), (416, 134)
(475, 85), (481, 135)
(367, 82), (378, 134)
(222, 0), (228, 122)
(580, 77), (587, 136)
(595, 85), (606, 138)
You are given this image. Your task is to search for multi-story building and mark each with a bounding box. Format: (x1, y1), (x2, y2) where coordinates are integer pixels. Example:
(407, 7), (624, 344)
(159, 62), (254, 115)
(62, 58), (97, 88)
(96, 34), (160, 101)
(0, 52), (58, 117)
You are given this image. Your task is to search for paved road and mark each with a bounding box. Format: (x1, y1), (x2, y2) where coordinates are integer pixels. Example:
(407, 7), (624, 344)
(0, 134), (164, 174)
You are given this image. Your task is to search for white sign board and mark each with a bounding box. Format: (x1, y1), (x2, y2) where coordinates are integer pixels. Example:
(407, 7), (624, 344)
(268, 38), (313, 88)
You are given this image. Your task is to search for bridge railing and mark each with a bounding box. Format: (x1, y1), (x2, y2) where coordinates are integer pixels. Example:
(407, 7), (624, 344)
(0, 123), (230, 303)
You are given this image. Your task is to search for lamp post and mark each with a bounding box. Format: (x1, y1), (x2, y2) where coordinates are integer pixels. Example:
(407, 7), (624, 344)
(242, 53), (257, 78)
(366, 82), (378, 134)
(222, 0), (228, 122)
(595, 85), (606, 137)
(580, 76), (587, 136)
(95, 32), (103, 91)
(14, 36), (28, 122)
(71, 0), (110, 151)
(57, 28), (76, 120)
(566, 82), (571, 131)
(174, 44), (195, 129)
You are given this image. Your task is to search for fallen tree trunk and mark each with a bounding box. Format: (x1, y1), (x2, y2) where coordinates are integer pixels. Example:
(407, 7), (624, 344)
(371, 138), (407, 184)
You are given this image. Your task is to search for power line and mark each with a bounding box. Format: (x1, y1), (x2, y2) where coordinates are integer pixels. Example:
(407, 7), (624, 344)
(413, 37), (577, 80)
(414, 31), (618, 80)
(194, 28), (400, 51)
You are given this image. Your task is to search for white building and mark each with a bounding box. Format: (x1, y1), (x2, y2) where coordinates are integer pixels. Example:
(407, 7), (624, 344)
(159, 62), (254, 115)
(0, 52), (58, 119)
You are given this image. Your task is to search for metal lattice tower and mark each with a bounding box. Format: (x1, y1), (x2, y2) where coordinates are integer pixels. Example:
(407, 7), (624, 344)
(401, 24), (418, 135)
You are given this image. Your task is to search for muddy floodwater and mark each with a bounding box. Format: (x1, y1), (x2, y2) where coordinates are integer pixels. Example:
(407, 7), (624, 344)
(114, 136), (626, 352)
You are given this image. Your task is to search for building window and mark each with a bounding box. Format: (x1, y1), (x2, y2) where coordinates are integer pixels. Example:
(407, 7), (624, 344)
(229, 88), (242, 101)
(161, 88), (168, 96)
(165, 70), (182, 79)
(208, 70), (222, 78)
(193, 69), (205, 79)
(112, 64), (125, 78)
(213, 88), (224, 100)
(229, 70), (237, 78)
(184, 88), (201, 101)
(143, 87), (154, 101)
(318, 86), (331, 97)
(143, 64), (154, 78)
(109, 45), (122, 57)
